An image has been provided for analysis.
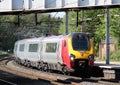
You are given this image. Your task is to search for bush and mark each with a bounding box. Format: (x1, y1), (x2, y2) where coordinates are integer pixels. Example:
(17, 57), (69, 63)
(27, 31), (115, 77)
(110, 50), (120, 61)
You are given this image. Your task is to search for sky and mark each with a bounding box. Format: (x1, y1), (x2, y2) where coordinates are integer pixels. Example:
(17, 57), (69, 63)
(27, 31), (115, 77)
(50, 12), (65, 18)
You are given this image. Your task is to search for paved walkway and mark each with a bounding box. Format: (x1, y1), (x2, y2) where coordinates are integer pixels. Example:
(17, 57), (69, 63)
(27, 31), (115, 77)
(94, 60), (120, 69)
(95, 60), (120, 64)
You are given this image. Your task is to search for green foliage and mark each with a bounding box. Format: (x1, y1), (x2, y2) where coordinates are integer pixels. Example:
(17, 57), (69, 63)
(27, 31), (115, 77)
(110, 8), (120, 49)
(59, 8), (120, 58)
(84, 9), (106, 55)
(110, 50), (120, 61)
(0, 8), (120, 55)
(59, 11), (80, 34)
(0, 14), (60, 51)
(59, 9), (106, 56)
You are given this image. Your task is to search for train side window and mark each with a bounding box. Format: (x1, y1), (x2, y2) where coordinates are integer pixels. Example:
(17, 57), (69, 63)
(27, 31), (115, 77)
(19, 44), (25, 52)
(45, 43), (57, 53)
(29, 44), (38, 52)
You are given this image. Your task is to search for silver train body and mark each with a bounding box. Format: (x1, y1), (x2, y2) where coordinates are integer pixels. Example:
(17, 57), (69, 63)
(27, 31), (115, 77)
(14, 33), (94, 73)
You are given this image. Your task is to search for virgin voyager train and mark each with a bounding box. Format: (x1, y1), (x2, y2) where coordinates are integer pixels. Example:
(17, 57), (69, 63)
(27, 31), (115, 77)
(14, 32), (95, 73)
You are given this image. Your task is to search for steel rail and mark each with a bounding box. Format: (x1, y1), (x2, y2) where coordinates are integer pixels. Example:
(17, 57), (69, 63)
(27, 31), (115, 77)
(0, 57), (120, 85)
(0, 79), (17, 85)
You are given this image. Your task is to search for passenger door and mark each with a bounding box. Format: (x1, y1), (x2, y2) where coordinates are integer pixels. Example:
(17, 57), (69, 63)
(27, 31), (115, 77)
(27, 43), (39, 62)
(41, 41), (58, 63)
(17, 43), (25, 60)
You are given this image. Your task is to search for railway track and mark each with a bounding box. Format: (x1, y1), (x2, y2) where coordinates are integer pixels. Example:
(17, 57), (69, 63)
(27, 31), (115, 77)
(0, 56), (120, 85)
(0, 78), (17, 85)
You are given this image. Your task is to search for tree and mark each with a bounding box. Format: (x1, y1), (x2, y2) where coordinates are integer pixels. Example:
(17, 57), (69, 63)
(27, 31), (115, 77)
(110, 8), (120, 49)
(0, 15), (18, 51)
(59, 11), (82, 34)
(59, 9), (106, 56)
(59, 8), (120, 57)
(0, 14), (61, 51)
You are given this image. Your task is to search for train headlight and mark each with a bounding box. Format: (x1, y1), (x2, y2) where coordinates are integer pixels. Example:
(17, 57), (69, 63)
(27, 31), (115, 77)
(70, 54), (75, 61)
(88, 55), (94, 60)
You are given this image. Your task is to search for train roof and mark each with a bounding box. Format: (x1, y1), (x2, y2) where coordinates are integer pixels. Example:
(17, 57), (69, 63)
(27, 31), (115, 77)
(15, 32), (87, 43)
(15, 37), (43, 43)
(15, 35), (67, 43)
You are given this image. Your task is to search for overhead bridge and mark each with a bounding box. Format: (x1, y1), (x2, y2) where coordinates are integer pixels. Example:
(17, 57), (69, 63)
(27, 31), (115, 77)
(0, 0), (120, 15)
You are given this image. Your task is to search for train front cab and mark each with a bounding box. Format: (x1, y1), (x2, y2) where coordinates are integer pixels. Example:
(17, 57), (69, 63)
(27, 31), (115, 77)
(67, 33), (95, 71)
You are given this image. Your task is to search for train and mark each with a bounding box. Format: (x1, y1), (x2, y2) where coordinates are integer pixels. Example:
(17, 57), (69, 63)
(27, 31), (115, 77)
(14, 32), (95, 74)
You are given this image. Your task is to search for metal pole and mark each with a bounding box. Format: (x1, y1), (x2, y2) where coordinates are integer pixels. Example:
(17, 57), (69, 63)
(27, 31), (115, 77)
(66, 11), (68, 34)
(35, 13), (37, 25)
(76, 11), (79, 27)
(18, 15), (20, 27)
(58, 17), (60, 30)
(48, 15), (51, 34)
(106, 7), (110, 64)
(81, 10), (84, 32)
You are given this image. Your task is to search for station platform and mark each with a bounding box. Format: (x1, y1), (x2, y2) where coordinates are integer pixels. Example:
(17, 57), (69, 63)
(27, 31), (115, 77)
(94, 61), (120, 80)
(94, 61), (120, 69)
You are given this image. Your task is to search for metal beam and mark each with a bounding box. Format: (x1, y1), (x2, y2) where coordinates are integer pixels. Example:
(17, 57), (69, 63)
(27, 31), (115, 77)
(35, 13), (37, 25)
(0, 5), (120, 15)
(17, 15), (20, 26)
(106, 7), (110, 65)
(81, 10), (84, 32)
(65, 11), (69, 34)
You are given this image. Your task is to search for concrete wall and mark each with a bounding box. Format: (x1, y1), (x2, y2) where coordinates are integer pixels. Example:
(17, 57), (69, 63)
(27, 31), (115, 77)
(63, 0), (96, 7)
(63, 0), (78, 7)
(0, 0), (23, 11)
(0, 0), (120, 11)
(24, 0), (30, 10)
(0, 0), (12, 11)
(89, 0), (95, 6)
(95, 0), (112, 5)
(31, 0), (44, 9)
(99, 41), (116, 59)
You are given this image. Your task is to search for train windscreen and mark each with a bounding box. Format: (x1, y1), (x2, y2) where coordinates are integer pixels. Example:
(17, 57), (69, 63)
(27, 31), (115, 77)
(72, 34), (90, 51)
